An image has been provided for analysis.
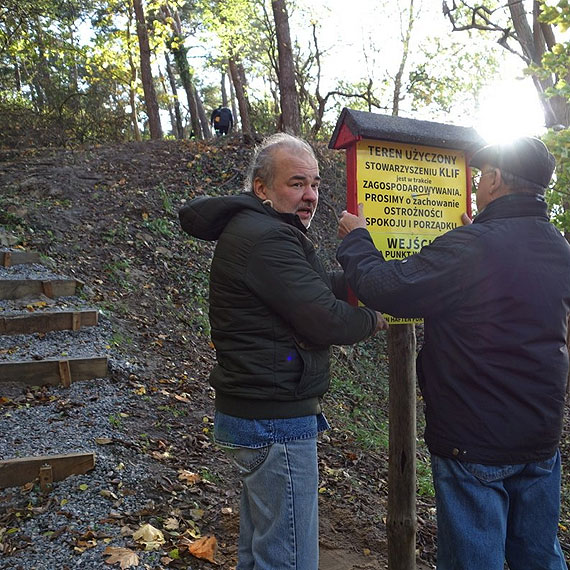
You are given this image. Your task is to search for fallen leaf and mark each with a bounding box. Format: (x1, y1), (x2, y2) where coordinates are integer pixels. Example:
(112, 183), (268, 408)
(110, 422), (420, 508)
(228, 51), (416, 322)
(164, 517), (179, 531)
(173, 394), (191, 403)
(133, 523), (165, 551)
(104, 546), (139, 569)
(189, 535), (217, 563)
(178, 470), (201, 485)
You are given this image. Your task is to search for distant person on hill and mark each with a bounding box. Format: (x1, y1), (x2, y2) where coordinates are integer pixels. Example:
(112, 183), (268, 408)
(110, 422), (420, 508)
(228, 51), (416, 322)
(210, 105), (233, 136)
(335, 136), (570, 570)
(179, 133), (387, 570)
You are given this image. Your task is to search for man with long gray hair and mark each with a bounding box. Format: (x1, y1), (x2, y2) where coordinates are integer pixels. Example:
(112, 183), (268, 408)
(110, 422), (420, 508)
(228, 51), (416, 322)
(179, 133), (386, 570)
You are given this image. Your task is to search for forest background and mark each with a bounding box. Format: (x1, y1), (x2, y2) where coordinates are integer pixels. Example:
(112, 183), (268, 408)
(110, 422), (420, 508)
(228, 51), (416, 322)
(0, 1), (570, 567)
(1, 0), (569, 223)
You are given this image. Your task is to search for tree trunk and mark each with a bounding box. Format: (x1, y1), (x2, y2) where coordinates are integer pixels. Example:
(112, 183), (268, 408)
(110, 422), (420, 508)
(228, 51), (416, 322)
(387, 324), (417, 570)
(159, 70), (177, 138)
(165, 53), (184, 139)
(227, 64), (239, 131)
(196, 91), (211, 138)
(271, 0), (301, 135)
(229, 56), (254, 143)
(162, 5), (203, 139)
(221, 70), (228, 107)
(126, 14), (142, 142)
(14, 59), (21, 92)
(392, 0), (415, 117)
(507, 0), (568, 127)
(32, 20), (52, 110)
(172, 47), (202, 139)
(132, 0), (162, 139)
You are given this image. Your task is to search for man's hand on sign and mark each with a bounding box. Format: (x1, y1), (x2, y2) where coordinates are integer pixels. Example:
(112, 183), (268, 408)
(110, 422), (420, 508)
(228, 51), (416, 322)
(374, 312), (389, 332)
(338, 203), (367, 238)
(461, 212), (472, 225)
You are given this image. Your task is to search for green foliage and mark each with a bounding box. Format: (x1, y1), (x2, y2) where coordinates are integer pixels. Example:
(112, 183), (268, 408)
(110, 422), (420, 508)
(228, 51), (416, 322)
(143, 216), (176, 237)
(407, 35), (500, 119)
(537, 1), (570, 234)
(157, 184), (175, 215)
(544, 128), (570, 232)
(328, 339), (390, 451)
(108, 413), (123, 428)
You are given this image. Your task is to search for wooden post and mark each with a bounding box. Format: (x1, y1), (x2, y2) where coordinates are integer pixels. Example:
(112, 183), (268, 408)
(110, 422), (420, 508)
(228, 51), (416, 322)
(39, 464), (53, 492)
(387, 323), (417, 570)
(58, 360), (72, 387)
(41, 280), (54, 298)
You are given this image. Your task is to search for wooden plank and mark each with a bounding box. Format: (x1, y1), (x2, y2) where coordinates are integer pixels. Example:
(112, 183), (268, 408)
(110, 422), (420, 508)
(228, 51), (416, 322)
(0, 310), (98, 335)
(0, 279), (78, 300)
(0, 452), (95, 489)
(0, 356), (108, 385)
(0, 251), (41, 267)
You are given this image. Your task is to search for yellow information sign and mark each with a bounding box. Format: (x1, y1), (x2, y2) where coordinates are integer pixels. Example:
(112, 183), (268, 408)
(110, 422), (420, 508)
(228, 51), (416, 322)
(355, 138), (470, 323)
(357, 138), (469, 258)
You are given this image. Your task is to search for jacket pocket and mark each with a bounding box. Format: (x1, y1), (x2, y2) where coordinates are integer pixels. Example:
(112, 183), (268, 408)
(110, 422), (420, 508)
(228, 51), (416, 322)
(294, 344), (330, 399)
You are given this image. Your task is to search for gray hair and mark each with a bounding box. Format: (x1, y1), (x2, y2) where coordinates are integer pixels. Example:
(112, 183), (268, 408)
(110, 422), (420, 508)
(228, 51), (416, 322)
(246, 133), (316, 191)
(500, 169), (546, 195)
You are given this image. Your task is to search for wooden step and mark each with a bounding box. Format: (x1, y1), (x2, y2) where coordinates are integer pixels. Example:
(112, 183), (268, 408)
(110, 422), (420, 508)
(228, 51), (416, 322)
(0, 278), (82, 300)
(0, 309), (99, 335)
(0, 356), (108, 386)
(0, 452), (96, 489)
(0, 250), (41, 267)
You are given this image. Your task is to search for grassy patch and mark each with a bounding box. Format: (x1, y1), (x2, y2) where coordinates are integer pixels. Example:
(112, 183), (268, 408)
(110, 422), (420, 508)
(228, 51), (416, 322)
(328, 331), (435, 496)
(327, 335), (390, 451)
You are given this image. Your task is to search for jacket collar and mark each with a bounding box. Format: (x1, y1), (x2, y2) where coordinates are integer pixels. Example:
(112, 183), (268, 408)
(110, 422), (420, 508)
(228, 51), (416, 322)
(473, 193), (548, 224)
(253, 193), (309, 234)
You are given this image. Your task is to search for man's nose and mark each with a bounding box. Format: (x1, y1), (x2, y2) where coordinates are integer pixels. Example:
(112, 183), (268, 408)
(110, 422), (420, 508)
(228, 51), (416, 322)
(303, 186), (318, 202)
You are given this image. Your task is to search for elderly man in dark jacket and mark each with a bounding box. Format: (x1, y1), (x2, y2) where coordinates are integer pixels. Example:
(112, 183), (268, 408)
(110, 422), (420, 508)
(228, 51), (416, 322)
(179, 133), (384, 570)
(336, 137), (570, 570)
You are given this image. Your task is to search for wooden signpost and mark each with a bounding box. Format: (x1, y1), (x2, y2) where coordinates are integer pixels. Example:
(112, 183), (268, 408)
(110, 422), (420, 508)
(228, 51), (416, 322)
(329, 109), (483, 569)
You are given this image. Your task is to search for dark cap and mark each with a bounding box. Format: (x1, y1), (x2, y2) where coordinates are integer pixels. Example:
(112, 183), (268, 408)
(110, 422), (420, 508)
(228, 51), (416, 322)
(469, 136), (555, 188)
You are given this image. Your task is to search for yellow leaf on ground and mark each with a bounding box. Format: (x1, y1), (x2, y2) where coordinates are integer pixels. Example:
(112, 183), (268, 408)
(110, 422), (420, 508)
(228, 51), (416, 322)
(104, 546), (139, 569)
(188, 535), (218, 563)
(132, 523), (165, 551)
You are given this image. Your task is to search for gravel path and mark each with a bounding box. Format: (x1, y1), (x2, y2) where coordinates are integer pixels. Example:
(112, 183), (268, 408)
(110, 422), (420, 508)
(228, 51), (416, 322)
(0, 255), (184, 570)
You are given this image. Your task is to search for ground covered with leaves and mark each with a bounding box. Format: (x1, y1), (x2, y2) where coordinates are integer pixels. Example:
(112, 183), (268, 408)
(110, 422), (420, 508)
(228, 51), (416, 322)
(0, 137), (569, 569)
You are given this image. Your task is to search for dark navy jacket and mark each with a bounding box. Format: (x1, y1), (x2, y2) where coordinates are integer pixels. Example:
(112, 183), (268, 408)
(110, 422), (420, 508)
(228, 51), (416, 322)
(337, 194), (570, 464)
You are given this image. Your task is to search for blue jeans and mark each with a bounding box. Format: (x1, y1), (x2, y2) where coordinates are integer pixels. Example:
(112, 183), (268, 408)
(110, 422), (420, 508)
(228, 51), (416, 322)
(431, 451), (568, 570)
(224, 437), (319, 570)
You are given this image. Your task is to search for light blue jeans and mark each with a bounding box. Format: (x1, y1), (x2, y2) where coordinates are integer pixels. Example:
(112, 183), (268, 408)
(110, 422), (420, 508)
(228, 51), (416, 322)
(225, 437), (319, 570)
(431, 451), (568, 570)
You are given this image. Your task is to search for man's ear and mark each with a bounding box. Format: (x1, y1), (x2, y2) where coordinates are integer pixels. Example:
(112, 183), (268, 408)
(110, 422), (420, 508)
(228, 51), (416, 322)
(488, 168), (502, 195)
(253, 177), (268, 200)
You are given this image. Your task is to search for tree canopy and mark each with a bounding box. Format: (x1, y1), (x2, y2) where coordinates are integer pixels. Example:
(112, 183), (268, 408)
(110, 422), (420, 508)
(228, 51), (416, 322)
(0, 0), (568, 152)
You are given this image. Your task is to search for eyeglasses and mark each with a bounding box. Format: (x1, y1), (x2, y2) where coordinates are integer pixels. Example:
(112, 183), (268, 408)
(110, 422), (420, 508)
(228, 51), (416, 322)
(472, 170), (495, 188)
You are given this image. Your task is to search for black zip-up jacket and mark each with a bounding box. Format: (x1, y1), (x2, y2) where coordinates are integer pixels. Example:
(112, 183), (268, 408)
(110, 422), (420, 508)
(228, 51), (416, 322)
(337, 194), (570, 464)
(180, 192), (377, 419)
